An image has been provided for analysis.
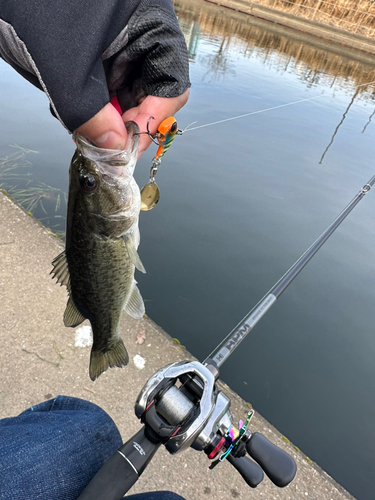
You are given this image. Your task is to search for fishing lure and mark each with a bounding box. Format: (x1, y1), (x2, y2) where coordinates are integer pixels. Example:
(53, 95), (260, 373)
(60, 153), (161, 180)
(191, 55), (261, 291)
(140, 116), (182, 211)
(138, 100), (322, 212)
(148, 116), (182, 161)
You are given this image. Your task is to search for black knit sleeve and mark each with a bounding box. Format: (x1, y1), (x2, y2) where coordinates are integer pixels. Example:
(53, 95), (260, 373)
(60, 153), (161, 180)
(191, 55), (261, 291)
(0, 0), (190, 132)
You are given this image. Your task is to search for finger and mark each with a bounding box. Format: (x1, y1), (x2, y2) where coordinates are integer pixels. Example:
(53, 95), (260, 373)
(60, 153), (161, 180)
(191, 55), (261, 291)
(76, 102), (128, 150)
(136, 90), (190, 121)
(122, 90), (190, 158)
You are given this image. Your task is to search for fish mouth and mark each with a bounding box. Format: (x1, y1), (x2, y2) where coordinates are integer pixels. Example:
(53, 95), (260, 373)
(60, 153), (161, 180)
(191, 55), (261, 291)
(72, 121), (140, 176)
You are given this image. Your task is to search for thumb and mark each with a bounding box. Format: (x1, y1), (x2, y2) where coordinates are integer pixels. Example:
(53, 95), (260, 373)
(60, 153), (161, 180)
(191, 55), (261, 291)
(76, 102), (128, 150)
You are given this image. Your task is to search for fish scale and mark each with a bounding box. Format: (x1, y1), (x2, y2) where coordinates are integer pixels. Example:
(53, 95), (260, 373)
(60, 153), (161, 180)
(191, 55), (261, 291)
(51, 121), (146, 381)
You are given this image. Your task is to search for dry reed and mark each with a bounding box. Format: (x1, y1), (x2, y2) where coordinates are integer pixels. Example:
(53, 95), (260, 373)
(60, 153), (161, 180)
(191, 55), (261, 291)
(175, 0), (375, 98)
(250, 0), (375, 38)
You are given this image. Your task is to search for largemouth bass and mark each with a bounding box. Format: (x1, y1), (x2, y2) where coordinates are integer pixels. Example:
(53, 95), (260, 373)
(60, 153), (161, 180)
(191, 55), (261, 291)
(51, 121), (145, 381)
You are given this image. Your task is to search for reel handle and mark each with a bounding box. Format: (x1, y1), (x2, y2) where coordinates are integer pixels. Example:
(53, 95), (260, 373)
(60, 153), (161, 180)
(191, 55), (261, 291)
(77, 427), (160, 500)
(246, 432), (297, 487)
(227, 454), (264, 488)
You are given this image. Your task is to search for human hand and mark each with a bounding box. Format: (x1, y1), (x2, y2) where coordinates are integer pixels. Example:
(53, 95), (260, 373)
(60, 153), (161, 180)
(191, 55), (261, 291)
(1, 0), (190, 154)
(77, 90), (189, 155)
(76, 103), (128, 150)
(122, 91), (190, 157)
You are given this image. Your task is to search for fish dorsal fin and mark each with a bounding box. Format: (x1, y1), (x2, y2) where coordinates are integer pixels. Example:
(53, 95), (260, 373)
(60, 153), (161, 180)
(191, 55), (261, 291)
(124, 237), (146, 274)
(124, 281), (145, 319)
(64, 296), (86, 327)
(51, 251), (71, 293)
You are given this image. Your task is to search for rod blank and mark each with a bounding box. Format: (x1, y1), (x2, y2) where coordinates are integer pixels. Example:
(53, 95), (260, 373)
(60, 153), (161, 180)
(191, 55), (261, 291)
(206, 175), (375, 368)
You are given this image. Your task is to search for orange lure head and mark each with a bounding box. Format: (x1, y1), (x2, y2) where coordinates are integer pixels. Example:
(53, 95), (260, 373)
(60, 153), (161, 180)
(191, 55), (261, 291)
(154, 117), (180, 160)
(157, 117), (178, 139)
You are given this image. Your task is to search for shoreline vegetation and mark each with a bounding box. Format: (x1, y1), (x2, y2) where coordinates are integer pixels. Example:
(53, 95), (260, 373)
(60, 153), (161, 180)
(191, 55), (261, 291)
(204, 0), (375, 38)
(245, 0), (375, 38)
(175, 0), (375, 95)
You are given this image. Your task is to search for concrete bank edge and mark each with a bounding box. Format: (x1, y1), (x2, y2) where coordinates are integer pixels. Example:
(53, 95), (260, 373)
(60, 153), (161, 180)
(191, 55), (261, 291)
(200, 0), (375, 62)
(0, 189), (356, 499)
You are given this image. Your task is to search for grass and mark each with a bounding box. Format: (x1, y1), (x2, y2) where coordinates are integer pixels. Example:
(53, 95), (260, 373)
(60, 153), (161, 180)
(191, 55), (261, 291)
(0, 145), (67, 238)
(7, 183), (67, 215)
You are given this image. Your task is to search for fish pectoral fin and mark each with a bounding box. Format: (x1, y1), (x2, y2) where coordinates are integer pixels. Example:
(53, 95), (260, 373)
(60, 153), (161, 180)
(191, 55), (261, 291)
(124, 281), (145, 319)
(63, 297), (86, 327)
(89, 337), (129, 381)
(51, 250), (71, 292)
(124, 237), (146, 274)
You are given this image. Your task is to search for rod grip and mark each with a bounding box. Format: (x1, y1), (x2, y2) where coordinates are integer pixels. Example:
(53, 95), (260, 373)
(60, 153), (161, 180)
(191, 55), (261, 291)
(246, 432), (297, 487)
(77, 427), (160, 500)
(227, 454), (264, 488)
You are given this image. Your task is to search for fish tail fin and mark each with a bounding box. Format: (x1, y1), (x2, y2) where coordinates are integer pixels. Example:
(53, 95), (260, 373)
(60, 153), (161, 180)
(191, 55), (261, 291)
(89, 337), (129, 381)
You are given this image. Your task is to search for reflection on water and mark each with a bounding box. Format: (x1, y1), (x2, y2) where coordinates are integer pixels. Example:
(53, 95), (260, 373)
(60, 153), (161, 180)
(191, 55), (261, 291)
(2, 0), (375, 238)
(319, 86), (360, 163)
(173, 0), (375, 169)
(175, 0), (375, 98)
(167, 2), (375, 500)
(1, 2), (375, 499)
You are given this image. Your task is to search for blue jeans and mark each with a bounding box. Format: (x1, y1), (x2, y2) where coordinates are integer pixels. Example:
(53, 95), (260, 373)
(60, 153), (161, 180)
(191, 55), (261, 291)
(0, 396), (185, 500)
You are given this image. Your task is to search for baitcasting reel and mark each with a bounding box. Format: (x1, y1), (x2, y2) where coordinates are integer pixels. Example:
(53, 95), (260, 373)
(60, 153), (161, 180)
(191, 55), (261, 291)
(78, 360), (297, 500)
(77, 176), (375, 500)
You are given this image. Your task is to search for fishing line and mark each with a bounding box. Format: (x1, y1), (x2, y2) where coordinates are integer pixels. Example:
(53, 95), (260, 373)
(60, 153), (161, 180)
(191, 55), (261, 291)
(182, 79), (375, 133)
(183, 95), (323, 132)
(143, 79), (375, 208)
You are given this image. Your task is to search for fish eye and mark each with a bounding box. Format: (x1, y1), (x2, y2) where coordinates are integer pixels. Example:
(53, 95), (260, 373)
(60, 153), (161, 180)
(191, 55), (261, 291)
(170, 121), (178, 133)
(81, 173), (98, 192)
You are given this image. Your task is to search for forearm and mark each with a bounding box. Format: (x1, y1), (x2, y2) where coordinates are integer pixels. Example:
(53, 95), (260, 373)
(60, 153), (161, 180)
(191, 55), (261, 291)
(0, 0), (190, 133)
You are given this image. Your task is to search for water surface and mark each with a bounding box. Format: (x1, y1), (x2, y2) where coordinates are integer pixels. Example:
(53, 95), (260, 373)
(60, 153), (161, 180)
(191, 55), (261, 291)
(1, 3), (375, 498)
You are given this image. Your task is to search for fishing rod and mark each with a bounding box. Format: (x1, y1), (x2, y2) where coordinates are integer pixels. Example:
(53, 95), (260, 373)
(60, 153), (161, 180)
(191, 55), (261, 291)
(77, 175), (374, 500)
(206, 174), (375, 367)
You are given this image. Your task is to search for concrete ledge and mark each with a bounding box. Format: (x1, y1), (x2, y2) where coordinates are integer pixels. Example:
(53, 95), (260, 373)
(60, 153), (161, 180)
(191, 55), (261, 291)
(201, 0), (375, 62)
(0, 190), (354, 499)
